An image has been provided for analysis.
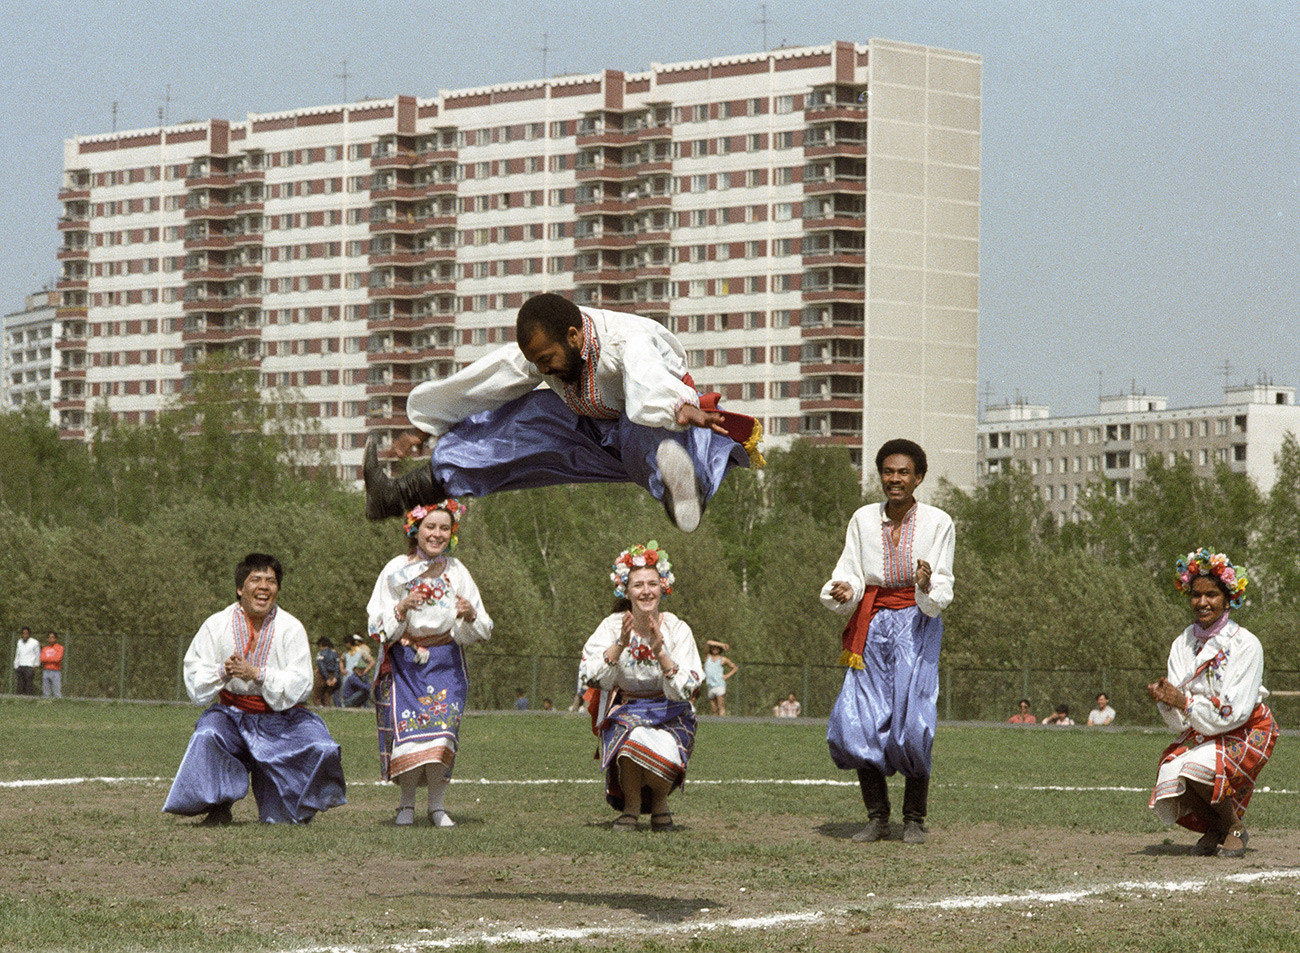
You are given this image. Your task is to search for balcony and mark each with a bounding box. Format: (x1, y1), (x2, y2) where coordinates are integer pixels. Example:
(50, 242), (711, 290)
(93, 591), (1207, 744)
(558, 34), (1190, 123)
(573, 268), (637, 284)
(185, 204), (237, 220)
(802, 288), (865, 305)
(58, 218), (90, 232)
(574, 198), (630, 215)
(576, 130), (637, 148)
(574, 233), (636, 250)
(185, 172), (237, 188)
(575, 165), (636, 183)
(371, 152), (419, 169)
(182, 295), (261, 314)
(634, 125), (673, 141)
(58, 187), (91, 201)
(803, 177), (866, 196)
(180, 322), (261, 343)
(368, 280), (455, 299)
(57, 246), (90, 261)
(804, 141), (867, 159)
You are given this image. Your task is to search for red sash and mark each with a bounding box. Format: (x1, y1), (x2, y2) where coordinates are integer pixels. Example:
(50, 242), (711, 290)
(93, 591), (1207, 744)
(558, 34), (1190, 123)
(838, 586), (917, 668)
(682, 373), (765, 468)
(219, 689), (273, 713)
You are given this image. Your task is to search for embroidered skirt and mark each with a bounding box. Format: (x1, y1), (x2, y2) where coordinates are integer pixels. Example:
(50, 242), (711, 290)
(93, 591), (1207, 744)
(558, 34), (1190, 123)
(375, 639), (468, 782)
(598, 696), (697, 813)
(827, 605), (942, 778)
(1150, 703), (1279, 831)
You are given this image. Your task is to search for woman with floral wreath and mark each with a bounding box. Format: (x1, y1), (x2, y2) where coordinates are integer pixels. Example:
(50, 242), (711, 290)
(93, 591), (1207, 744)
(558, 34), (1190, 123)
(367, 500), (492, 826)
(579, 541), (704, 832)
(1147, 548), (1278, 857)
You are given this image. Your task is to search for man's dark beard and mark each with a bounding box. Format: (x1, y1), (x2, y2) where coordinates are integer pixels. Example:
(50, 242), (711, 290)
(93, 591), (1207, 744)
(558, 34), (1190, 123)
(556, 342), (585, 385)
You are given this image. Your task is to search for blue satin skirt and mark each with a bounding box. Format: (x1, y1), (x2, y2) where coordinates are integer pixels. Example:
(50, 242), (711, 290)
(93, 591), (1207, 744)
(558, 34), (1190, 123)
(826, 606), (943, 779)
(430, 389), (748, 501)
(162, 703), (347, 823)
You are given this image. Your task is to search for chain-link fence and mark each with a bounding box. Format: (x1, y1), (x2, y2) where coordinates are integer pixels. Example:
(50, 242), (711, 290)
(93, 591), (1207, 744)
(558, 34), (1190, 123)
(4, 630), (1298, 728)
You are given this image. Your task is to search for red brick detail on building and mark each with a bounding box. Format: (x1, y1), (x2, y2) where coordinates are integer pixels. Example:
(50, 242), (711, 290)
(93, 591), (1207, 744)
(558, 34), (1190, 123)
(210, 120), (230, 155)
(603, 70), (625, 111)
(713, 59), (768, 79)
(349, 104), (395, 122)
(396, 95), (417, 134)
(776, 51), (831, 72)
(493, 86), (545, 103)
(834, 41), (857, 84)
(445, 92), (491, 110)
(626, 78), (650, 94)
(251, 117), (296, 133)
(418, 104), (440, 118)
(656, 65), (709, 85)
(298, 110), (345, 127)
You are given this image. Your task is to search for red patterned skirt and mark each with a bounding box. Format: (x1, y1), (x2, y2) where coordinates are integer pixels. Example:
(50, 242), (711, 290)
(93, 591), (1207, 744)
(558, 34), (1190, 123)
(1149, 703), (1278, 832)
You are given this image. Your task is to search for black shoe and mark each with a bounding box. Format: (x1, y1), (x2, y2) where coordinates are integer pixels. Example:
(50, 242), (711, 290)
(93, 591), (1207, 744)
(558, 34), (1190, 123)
(657, 439), (704, 532)
(199, 803), (233, 826)
(363, 434), (442, 520)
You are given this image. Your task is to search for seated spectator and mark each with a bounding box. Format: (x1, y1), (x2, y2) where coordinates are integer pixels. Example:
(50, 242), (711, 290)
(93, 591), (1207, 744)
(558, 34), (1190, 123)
(314, 637), (342, 707)
(774, 692), (802, 718)
(514, 688), (529, 710)
(1007, 699), (1036, 724)
(1042, 704), (1074, 726)
(1087, 692), (1117, 726)
(542, 697), (554, 711)
(340, 634), (374, 707)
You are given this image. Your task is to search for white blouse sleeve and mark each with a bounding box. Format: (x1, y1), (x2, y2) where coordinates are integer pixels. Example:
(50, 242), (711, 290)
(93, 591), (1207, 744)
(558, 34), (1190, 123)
(618, 333), (699, 431)
(182, 614), (226, 708)
(406, 344), (543, 436)
(661, 616), (704, 702)
(820, 510), (867, 614)
(915, 510), (955, 617)
(1186, 631), (1264, 736)
(579, 615), (622, 690)
(258, 614), (314, 711)
(448, 560), (493, 646)
(366, 557), (409, 646)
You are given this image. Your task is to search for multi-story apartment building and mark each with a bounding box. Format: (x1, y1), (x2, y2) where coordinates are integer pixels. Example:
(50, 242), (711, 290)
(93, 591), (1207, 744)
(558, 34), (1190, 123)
(56, 39), (980, 485)
(978, 384), (1300, 523)
(2, 290), (62, 422)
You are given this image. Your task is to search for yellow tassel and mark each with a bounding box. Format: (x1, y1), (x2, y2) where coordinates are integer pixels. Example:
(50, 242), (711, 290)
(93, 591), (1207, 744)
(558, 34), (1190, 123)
(837, 650), (864, 670)
(743, 418), (766, 469)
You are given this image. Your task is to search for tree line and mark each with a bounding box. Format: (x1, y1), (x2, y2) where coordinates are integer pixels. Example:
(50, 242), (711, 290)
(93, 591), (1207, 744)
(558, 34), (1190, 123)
(3, 370), (1299, 715)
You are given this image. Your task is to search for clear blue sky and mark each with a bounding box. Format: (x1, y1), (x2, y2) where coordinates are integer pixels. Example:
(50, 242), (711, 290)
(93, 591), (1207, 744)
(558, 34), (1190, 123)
(3, 0), (1296, 415)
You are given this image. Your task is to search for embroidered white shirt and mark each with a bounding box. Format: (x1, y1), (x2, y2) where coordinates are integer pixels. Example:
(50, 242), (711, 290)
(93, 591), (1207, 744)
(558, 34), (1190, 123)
(405, 306), (700, 436)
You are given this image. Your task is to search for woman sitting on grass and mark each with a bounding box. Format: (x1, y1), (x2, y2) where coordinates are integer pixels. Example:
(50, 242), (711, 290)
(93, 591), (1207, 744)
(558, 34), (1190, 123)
(1147, 549), (1278, 857)
(579, 542), (703, 832)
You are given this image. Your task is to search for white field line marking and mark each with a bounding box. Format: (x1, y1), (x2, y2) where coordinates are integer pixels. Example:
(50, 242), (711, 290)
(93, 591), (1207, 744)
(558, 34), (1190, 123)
(898, 867), (1300, 910)
(2, 775), (1297, 796)
(283, 909), (831, 953)
(281, 868), (1300, 953)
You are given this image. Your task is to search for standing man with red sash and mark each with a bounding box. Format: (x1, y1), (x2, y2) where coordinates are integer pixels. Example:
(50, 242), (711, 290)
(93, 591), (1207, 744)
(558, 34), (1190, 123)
(820, 439), (954, 845)
(163, 553), (347, 825)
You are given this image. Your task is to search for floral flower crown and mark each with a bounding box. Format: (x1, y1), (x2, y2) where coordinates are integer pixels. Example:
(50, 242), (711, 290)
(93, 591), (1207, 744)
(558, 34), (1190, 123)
(404, 499), (465, 551)
(1175, 547), (1247, 609)
(610, 541), (674, 597)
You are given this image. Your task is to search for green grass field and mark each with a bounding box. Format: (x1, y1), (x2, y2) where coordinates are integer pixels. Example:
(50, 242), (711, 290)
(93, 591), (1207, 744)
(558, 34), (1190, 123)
(1, 699), (1298, 952)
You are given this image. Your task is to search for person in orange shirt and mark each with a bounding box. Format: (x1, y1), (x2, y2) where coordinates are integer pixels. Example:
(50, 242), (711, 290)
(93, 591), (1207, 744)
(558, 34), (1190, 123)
(40, 632), (64, 699)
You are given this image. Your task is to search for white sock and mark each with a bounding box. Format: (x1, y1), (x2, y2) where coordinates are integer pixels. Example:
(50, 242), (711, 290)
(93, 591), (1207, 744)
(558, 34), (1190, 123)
(398, 772), (418, 810)
(425, 763), (454, 826)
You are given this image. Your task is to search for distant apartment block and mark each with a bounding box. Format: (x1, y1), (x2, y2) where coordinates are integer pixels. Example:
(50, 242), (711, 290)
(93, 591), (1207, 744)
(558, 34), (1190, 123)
(2, 290), (62, 423)
(56, 39), (980, 484)
(978, 385), (1300, 523)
